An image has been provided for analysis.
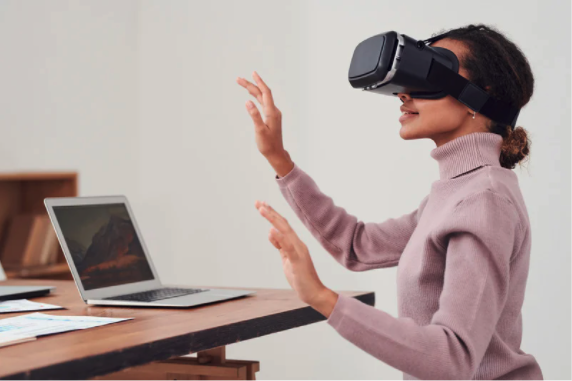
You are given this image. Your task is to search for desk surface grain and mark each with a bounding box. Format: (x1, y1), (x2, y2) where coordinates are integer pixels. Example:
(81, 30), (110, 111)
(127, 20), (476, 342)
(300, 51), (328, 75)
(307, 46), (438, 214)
(0, 280), (375, 380)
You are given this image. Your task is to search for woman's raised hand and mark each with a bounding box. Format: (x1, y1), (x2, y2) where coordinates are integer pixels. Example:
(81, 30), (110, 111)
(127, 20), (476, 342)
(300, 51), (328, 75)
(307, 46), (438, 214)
(236, 71), (294, 177)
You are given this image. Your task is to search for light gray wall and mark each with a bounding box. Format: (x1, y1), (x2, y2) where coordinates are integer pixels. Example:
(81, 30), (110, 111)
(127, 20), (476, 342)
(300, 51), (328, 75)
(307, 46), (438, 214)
(1, 0), (569, 379)
(0, 0), (139, 197)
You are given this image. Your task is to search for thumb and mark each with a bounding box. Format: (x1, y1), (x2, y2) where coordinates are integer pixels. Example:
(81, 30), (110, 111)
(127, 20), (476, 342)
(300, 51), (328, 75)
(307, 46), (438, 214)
(268, 228), (282, 250)
(246, 101), (267, 132)
(270, 227), (298, 261)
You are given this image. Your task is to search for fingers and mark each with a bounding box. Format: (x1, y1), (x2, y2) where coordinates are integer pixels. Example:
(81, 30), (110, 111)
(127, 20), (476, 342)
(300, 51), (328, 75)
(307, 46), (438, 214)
(252, 72), (279, 119)
(256, 201), (293, 236)
(256, 200), (310, 255)
(256, 200), (304, 262)
(245, 101), (267, 132)
(236, 77), (263, 105)
(255, 201), (288, 231)
(238, 72), (281, 124)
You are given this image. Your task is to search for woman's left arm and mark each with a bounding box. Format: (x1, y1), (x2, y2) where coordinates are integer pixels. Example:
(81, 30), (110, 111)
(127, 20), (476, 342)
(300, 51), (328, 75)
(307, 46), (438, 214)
(255, 190), (522, 380)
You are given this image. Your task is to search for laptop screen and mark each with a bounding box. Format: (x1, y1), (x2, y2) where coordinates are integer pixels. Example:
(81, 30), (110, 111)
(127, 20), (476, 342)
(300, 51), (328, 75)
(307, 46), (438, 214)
(52, 203), (155, 290)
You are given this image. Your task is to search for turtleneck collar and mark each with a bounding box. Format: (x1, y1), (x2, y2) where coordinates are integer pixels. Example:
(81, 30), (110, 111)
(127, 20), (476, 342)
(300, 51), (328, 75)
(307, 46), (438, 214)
(430, 132), (503, 180)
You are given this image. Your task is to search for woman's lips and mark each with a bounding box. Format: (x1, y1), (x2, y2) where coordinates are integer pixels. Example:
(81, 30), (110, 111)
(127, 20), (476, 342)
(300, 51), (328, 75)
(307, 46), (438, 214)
(399, 112), (419, 123)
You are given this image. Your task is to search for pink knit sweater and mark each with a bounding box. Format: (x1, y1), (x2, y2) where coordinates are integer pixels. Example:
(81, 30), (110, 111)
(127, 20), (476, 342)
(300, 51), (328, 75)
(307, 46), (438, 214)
(275, 132), (543, 380)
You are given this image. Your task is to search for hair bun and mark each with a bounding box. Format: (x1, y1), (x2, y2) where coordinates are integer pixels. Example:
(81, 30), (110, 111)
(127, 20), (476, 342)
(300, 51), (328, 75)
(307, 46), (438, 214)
(500, 126), (530, 169)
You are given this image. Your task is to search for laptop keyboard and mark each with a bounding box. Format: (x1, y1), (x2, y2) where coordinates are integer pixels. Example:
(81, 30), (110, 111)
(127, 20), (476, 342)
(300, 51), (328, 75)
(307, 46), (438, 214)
(105, 287), (208, 302)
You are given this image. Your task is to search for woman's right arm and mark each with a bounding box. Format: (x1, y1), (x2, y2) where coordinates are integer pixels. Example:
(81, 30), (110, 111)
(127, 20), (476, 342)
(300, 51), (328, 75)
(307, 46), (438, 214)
(237, 71), (426, 271)
(275, 162), (428, 271)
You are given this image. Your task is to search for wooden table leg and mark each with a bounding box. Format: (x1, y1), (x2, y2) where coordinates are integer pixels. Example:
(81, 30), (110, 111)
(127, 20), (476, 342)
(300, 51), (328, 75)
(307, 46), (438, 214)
(92, 345), (260, 380)
(197, 346), (226, 364)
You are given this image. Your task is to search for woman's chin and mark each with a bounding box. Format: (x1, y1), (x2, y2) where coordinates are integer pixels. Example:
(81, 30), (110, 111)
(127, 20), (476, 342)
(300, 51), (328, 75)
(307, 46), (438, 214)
(399, 122), (420, 140)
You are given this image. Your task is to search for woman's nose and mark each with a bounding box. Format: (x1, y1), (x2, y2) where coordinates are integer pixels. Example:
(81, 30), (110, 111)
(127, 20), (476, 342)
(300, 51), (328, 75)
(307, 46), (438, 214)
(397, 93), (412, 103)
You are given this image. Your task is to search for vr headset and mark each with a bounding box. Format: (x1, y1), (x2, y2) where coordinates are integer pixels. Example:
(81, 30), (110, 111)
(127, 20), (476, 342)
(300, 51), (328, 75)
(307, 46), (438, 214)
(348, 31), (520, 128)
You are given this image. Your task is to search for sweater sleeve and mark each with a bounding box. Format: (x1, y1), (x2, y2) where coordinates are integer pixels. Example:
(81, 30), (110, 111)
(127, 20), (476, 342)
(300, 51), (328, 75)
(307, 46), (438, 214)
(326, 190), (521, 380)
(275, 162), (428, 271)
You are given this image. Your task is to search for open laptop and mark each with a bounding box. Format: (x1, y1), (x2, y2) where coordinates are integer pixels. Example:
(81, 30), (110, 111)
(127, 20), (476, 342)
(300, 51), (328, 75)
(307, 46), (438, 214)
(44, 196), (255, 307)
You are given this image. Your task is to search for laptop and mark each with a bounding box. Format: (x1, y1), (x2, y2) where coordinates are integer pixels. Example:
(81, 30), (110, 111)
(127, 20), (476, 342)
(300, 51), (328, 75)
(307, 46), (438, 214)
(0, 286), (55, 301)
(44, 196), (255, 307)
(0, 260), (55, 300)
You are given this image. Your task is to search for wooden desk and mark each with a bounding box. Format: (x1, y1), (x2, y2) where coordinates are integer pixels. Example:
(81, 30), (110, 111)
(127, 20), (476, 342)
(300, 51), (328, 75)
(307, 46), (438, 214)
(0, 279), (375, 380)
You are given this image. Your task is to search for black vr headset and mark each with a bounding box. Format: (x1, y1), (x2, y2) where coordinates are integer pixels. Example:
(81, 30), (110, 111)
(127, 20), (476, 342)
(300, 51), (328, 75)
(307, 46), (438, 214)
(348, 31), (520, 128)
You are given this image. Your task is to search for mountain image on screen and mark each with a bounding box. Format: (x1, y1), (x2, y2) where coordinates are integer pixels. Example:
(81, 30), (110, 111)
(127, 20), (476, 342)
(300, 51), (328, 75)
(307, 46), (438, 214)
(71, 214), (154, 290)
(67, 239), (87, 264)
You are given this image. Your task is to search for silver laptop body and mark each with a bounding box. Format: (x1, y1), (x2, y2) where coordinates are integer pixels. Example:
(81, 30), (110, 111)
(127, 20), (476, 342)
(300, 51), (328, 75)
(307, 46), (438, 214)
(44, 196), (255, 307)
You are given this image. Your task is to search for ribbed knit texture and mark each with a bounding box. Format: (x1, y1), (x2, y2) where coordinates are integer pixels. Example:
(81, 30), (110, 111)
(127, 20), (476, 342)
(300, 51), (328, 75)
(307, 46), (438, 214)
(275, 132), (543, 380)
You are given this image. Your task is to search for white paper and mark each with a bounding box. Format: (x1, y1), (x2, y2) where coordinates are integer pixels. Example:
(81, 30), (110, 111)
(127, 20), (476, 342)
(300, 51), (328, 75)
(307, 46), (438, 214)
(0, 333), (36, 347)
(0, 312), (132, 339)
(0, 299), (64, 314)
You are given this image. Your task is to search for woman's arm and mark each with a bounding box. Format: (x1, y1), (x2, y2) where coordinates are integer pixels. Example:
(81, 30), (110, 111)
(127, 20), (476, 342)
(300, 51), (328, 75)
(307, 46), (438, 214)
(276, 162), (429, 271)
(325, 190), (521, 380)
(237, 72), (426, 270)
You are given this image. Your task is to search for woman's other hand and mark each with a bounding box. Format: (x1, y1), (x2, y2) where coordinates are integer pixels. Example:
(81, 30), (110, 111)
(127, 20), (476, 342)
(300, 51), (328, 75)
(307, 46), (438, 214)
(237, 71), (294, 178)
(254, 200), (339, 318)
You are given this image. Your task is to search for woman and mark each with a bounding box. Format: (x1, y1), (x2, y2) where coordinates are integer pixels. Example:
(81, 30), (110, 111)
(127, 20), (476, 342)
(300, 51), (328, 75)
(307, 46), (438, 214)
(236, 24), (542, 380)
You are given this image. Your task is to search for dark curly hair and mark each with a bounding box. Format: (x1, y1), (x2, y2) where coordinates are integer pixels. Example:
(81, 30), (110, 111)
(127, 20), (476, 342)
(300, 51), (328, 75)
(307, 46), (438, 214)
(432, 24), (534, 169)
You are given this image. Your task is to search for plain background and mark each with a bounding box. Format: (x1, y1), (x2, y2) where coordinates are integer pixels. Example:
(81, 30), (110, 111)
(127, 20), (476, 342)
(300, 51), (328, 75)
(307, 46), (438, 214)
(0, 0), (569, 379)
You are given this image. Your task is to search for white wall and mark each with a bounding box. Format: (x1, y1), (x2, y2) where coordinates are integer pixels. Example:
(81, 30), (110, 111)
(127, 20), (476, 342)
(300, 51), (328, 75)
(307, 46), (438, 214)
(0, 0), (569, 379)
(0, 0), (139, 197)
